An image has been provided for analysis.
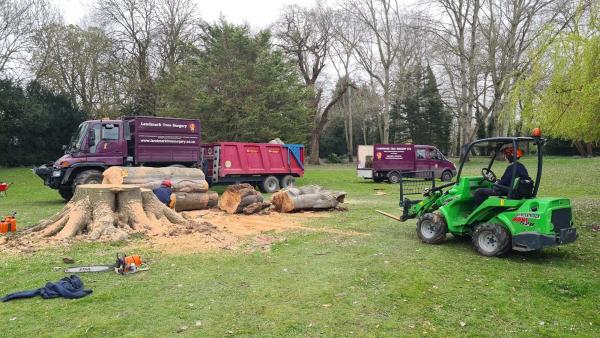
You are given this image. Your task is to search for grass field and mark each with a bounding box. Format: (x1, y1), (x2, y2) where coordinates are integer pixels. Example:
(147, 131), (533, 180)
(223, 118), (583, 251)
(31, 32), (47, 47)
(0, 156), (599, 337)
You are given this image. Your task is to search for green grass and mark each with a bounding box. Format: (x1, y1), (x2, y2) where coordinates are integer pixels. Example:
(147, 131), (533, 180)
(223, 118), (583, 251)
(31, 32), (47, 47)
(1, 157), (599, 337)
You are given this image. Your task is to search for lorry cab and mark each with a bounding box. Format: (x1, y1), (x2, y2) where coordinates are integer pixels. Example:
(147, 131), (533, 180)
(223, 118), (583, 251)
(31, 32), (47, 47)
(35, 116), (201, 201)
(357, 144), (456, 183)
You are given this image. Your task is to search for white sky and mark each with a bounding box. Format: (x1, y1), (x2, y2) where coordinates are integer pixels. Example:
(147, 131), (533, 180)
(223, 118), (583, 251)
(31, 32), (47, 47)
(54, 0), (320, 28)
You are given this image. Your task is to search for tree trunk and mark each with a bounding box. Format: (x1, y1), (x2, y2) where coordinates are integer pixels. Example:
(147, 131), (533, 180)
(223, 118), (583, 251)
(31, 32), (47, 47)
(218, 184), (268, 214)
(171, 191), (219, 212)
(271, 185), (346, 213)
(586, 143), (593, 157)
(25, 184), (189, 241)
(574, 141), (587, 157)
(309, 127), (322, 165)
(347, 86), (354, 162)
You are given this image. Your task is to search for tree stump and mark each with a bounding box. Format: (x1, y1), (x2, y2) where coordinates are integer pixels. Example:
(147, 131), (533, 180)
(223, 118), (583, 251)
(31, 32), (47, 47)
(271, 185), (347, 213)
(27, 184), (187, 241)
(218, 184), (268, 214)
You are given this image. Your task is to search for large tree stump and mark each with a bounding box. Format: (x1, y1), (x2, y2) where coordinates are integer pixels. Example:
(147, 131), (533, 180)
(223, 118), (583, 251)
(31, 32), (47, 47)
(27, 184), (187, 241)
(102, 167), (209, 192)
(218, 184), (268, 214)
(171, 191), (219, 212)
(271, 185), (347, 213)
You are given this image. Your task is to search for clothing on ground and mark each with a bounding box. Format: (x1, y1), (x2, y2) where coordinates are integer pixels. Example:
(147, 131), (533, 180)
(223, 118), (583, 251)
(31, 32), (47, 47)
(1, 275), (92, 302)
(152, 186), (173, 205)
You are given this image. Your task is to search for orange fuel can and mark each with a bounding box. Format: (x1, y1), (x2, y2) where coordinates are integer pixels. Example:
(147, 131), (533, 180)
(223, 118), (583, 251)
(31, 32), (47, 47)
(0, 213), (16, 234)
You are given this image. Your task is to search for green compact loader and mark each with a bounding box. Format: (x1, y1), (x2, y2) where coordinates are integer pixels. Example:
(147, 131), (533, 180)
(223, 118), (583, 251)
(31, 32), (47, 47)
(383, 133), (576, 256)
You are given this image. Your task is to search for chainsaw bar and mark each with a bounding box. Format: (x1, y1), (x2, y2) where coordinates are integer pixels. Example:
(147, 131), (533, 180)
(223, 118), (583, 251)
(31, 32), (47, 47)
(64, 265), (115, 273)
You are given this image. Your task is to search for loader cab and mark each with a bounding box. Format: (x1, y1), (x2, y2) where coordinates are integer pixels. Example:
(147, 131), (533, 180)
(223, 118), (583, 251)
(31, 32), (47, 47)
(455, 134), (545, 203)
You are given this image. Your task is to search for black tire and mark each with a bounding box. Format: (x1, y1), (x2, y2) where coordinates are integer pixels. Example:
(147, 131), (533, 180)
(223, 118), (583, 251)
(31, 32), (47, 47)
(73, 169), (103, 188)
(260, 175), (280, 193)
(58, 188), (73, 201)
(472, 223), (511, 257)
(387, 171), (401, 184)
(416, 213), (447, 244)
(280, 175), (295, 189)
(441, 170), (453, 182)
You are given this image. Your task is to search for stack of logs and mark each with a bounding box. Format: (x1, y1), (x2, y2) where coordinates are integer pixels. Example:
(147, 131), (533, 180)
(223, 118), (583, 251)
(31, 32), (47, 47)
(102, 167), (218, 212)
(218, 184), (270, 214)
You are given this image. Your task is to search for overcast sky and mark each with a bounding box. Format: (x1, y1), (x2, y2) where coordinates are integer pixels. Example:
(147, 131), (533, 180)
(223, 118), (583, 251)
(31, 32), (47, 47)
(55, 0), (319, 28)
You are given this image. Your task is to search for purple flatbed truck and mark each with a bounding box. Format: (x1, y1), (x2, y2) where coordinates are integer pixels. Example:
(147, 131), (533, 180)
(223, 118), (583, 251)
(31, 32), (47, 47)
(35, 116), (201, 200)
(356, 144), (456, 183)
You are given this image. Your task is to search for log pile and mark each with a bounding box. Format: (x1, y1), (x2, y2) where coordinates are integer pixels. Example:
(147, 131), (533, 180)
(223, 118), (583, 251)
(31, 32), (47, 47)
(218, 184), (270, 214)
(24, 184), (196, 241)
(271, 185), (347, 213)
(103, 166), (216, 211)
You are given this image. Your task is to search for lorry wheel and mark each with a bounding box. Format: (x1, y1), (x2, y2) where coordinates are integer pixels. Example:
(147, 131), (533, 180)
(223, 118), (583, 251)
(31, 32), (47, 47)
(280, 175), (295, 189)
(260, 176), (280, 193)
(73, 170), (103, 187)
(58, 188), (73, 201)
(416, 213), (447, 244)
(387, 171), (401, 184)
(472, 223), (511, 257)
(441, 170), (453, 182)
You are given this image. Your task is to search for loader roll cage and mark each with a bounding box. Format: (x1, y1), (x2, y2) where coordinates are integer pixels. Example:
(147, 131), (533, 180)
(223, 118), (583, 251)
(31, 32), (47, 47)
(456, 136), (545, 199)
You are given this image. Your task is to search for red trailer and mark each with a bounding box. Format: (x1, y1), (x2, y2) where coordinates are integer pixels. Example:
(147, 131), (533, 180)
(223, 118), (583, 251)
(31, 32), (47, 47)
(200, 142), (304, 192)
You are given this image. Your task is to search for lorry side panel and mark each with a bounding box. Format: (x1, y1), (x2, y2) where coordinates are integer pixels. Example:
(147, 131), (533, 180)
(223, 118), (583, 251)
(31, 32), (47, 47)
(201, 142), (304, 183)
(130, 117), (201, 164)
(373, 144), (416, 172)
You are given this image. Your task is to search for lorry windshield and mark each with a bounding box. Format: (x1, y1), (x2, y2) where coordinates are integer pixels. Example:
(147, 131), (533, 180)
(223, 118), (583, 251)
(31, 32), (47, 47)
(69, 122), (89, 152)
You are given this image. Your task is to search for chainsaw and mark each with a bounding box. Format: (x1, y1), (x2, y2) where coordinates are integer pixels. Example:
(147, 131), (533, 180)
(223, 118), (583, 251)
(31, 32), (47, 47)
(64, 254), (148, 275)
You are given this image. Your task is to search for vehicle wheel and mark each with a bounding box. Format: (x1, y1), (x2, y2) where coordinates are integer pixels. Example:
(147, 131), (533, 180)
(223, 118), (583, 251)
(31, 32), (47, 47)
(73, 169), (103, 188)
(260, 176), (280, 193)
(280, 175), (295, 189)
(472, 223), (511, 257)
(58, 188), (73, 201)
(441, 170), (453, 182)
(416, 213), (447, 244)
(387, 171), (402, 184)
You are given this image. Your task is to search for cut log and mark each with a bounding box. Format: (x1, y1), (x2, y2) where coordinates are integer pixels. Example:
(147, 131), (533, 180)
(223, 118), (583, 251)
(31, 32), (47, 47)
(102, 167), (209, 194)
(24, 184), (189, 241)
(242, 202), (271, 215)
(271, 185), (347, 213)
(171, 191), (219, 212)
(218, 184), (266, 214)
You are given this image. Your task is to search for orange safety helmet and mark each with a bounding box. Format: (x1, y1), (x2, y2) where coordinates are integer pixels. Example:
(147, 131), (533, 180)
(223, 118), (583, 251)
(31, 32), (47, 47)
(503, 146), (523, 159)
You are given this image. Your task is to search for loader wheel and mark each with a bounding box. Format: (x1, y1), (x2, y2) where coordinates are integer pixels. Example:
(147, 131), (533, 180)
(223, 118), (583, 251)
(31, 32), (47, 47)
(280, 175), (295, 189)
(472, 223), (511, 257)
(441, 170), (453, 182)
(260, 176), (280, 193)
(58, 188), (73, 201)
(416, 213), (447, 244)
(73, 170), (103, 188)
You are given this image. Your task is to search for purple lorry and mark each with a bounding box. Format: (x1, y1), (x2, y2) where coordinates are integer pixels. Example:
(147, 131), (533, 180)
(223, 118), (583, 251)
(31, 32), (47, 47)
(35, 116), (201, 200)
(356, 144), (456, 183)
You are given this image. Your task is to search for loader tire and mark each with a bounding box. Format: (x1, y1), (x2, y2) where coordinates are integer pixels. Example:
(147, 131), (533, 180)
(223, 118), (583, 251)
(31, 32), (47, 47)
(416, 213), (447, 244)
(472, 223), (511, 257)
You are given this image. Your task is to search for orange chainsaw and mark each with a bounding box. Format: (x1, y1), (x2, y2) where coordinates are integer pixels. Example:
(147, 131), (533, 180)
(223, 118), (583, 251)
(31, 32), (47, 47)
(64, 254), (148, 275)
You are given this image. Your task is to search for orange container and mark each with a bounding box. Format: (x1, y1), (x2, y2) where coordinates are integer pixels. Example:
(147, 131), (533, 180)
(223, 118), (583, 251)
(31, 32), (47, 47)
(0, 215), (16, 233)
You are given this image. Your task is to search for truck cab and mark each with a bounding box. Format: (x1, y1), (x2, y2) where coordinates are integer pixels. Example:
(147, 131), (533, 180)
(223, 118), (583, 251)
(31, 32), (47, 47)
(35, 116), (201, 200)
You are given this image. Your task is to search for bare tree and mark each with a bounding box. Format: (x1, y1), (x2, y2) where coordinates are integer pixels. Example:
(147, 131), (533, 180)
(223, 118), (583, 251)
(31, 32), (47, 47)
(344, 0), (406, 143)
(94, 0), (158, 114)
(155, 0), (199, 75)
(330, 9), (361, 161)
(0, 0), (57, 78)
(274, 4), (351, 164)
